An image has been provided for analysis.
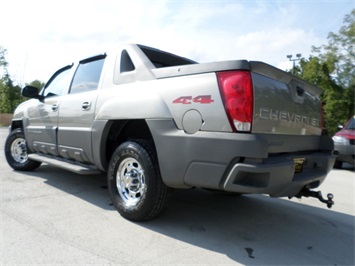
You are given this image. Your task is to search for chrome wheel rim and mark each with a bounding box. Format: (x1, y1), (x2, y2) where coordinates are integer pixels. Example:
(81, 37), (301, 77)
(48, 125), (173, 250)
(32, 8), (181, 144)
(11, 137), (28, 163)
(116, 158), (145, 206)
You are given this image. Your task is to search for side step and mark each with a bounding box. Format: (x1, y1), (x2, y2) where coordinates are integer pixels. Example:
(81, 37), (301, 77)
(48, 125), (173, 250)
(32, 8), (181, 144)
(28, 154), (101, 175)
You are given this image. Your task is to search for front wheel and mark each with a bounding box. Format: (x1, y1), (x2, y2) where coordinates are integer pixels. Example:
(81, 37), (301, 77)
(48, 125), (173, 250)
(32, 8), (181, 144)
(107, 140), (172, 221)
(4, 128), (42, 171)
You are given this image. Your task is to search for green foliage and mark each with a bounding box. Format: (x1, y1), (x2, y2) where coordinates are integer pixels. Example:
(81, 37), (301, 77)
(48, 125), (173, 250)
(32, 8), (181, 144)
(0, 46), (8, 69)
(0, 47), (45, 114)
(0, 47), (23, 113)
(323, 10), (355, 89)
(293, 9), (355, 135)
(27, 79), (45, 90)
(0, 75), (23, 113)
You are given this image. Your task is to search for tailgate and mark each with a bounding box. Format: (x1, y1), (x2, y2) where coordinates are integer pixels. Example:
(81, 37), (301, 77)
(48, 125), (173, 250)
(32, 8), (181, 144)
(250, 61), (323, 136)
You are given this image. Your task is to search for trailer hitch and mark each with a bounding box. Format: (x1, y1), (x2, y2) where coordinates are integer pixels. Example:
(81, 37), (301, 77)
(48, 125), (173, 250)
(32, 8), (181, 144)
(294, 188), (334, 208)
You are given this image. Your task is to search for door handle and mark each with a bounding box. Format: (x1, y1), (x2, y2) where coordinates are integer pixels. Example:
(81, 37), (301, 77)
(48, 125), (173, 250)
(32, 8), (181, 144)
(82, 101), (92, 110)
(52, 104), (59, 111)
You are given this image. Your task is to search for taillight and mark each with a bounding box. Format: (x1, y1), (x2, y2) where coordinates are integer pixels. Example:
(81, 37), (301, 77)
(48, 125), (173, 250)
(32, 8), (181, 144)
(217, 71), (253, 132)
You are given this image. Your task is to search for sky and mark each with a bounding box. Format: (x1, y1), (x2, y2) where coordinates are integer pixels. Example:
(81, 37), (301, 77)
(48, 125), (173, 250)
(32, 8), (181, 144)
(0, 0), (353, 85)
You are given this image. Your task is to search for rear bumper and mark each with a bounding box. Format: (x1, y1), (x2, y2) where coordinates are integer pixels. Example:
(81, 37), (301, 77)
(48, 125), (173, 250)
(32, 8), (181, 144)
(222, 153), (334, 197)
(147, 119), (335, 197)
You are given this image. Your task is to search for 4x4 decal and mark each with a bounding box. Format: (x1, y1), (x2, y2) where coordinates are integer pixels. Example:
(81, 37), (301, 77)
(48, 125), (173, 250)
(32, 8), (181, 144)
(172, 95), (214, 104)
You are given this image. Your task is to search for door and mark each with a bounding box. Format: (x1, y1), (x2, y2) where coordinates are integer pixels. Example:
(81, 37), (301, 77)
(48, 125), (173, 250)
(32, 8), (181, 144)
(57, 55), (106, 163)
(26, 65), (73, 156)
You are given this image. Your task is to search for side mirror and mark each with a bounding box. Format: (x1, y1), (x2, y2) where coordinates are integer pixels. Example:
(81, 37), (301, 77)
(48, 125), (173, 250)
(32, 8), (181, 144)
(337, 125), (344, 130)
(22, 86), (43, 100)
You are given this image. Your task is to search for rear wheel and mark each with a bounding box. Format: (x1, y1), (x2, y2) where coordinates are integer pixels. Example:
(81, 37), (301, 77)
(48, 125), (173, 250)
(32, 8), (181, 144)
(4, 128), (41, 171)
(107, 140), (172, 221)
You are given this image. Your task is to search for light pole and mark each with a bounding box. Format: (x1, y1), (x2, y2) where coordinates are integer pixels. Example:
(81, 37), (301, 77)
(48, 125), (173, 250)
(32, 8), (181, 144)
(287, 53), (302, 74)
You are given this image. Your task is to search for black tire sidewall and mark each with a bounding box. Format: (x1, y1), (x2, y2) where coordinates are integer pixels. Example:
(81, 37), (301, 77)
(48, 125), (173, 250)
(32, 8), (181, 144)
(108, 141), (162, 221)
(4, 128), (41, 171)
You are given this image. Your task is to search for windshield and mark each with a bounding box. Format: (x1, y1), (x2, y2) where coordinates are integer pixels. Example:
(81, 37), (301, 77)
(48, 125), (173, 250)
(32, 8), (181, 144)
(345, 117), (355, 130)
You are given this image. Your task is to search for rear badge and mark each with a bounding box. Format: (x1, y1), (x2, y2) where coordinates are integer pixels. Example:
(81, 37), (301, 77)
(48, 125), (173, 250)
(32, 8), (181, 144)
(293, 158), (306, 173)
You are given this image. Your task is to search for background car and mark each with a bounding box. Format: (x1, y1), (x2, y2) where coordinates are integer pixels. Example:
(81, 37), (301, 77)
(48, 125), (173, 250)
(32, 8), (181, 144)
(332, 116), (355, 168)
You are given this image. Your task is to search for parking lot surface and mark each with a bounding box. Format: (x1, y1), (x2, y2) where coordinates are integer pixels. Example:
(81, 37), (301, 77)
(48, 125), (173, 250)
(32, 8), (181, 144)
(1, 127), (354, 265)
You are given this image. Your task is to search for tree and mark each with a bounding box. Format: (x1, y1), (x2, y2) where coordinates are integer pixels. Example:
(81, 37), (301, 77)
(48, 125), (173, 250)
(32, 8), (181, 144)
(318, 9), (355, 121)
(293, 10), (355, 135)
(0, 46), (27, 113)
(27, 79), (45, 90)
(0, 46), (8, 70)
(0, 46), (46, 114)
(323, 10), (355, 89)
(0, 76), (23, 114)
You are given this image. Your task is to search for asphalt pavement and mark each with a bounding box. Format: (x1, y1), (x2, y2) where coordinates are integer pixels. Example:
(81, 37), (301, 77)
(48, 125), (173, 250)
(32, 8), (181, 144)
(1, 127), (354, 265)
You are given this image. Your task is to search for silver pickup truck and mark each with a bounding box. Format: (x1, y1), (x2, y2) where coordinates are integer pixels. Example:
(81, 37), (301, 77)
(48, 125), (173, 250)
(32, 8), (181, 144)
(5, 44), (335, 221)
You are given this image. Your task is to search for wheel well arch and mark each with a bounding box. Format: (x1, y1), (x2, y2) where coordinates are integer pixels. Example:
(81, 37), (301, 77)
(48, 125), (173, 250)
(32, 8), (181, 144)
(104, 119), (155, 169)
(10, 120), (23, 131)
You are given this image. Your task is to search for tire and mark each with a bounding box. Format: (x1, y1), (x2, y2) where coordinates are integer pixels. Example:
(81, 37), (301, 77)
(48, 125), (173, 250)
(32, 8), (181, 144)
(4, 128), (42, 171)
(107, 140), (172, 221)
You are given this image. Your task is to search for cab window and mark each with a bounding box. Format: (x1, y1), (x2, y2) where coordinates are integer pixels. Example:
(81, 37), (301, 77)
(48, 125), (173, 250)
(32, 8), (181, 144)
(42, 66), (72, 98)
(70, 55), (105, 94)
